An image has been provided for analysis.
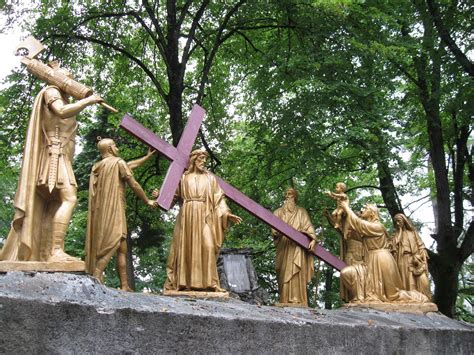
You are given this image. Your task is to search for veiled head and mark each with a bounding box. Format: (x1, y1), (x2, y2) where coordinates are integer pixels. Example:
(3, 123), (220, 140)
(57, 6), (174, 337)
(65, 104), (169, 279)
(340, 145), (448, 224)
(394, 213), (415, 231)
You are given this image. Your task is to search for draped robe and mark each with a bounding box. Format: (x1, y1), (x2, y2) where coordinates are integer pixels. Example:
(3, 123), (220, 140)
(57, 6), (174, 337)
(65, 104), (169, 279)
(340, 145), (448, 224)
(392, 224), (431, 298)
(341, 210), (428, 303)
(85, 156), (131, 275)
(273, 205), (316, 306)
(164, 171), (229, 291)
(1, 86), (75, 261)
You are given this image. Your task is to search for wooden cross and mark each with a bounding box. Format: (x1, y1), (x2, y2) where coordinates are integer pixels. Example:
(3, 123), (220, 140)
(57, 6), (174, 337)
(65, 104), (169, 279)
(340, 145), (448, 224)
(120, 105), (346, 271)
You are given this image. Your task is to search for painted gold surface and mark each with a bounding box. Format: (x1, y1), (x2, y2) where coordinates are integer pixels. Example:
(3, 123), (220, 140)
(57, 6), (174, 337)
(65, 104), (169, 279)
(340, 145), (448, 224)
(162, 150), (242, 292)
(391, 213), (432, 299)
(0, 85), (101, 264)
(335, 199), (430, 304)
(272, 188), (317, 307)
(85, 139), (155, 291)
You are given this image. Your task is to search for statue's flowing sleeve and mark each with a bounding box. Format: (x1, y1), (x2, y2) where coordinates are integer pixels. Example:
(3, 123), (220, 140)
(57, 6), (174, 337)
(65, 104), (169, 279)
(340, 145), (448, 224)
(345, 209), (385, 239)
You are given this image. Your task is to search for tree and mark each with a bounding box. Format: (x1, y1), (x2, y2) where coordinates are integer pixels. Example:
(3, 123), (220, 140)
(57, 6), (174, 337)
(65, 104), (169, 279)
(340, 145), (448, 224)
(0, 1), (471, 317)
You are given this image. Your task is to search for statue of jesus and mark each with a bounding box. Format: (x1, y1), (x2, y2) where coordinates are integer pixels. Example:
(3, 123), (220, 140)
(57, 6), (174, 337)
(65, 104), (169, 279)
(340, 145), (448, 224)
(158, 149), (242, 292)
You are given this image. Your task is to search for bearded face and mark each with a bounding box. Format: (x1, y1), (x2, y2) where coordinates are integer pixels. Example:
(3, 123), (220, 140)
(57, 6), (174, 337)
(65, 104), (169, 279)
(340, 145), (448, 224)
(194, 154), (207, 173)
(284, 192), (297, 212)
(360, 204), (379, 221)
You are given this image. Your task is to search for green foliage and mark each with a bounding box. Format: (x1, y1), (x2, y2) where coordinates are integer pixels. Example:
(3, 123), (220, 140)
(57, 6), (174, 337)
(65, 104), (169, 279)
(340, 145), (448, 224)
(0, 0), (471, 318)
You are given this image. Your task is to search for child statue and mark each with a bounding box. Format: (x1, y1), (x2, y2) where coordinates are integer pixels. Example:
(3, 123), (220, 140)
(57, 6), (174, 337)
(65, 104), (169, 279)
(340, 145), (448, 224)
(324, 182), (348, 229)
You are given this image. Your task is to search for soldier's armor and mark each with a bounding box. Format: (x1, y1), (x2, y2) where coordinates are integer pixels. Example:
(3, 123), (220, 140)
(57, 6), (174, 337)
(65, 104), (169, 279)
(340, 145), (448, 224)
(37, 86), (77, 192)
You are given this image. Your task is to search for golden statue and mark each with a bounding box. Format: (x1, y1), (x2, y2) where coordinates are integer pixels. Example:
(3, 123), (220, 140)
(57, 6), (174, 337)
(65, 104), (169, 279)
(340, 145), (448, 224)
(324, 182), (348, 230)
(391, 213), (431, 299)
(336, 199), (429, 304)
(324, 210), (366, 302)
(85, 139), (155, 291)
(0, 70), (103, 263)
(158, 149), (242, 293)
(272, 187), (317, 307)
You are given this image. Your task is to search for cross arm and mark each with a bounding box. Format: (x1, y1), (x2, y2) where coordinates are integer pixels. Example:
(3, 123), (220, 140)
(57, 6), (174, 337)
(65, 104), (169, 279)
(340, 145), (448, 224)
(215, 176), (346, 271)
(119, 113), (346, 271)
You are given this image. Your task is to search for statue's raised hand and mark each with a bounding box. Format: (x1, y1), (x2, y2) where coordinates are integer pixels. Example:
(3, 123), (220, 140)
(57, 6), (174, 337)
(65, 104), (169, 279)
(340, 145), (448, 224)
(228, 213), (242, 225)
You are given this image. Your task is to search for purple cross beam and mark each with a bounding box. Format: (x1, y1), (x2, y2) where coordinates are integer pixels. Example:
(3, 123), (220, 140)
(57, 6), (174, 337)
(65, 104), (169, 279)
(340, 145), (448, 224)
(120, 105), (346, 271)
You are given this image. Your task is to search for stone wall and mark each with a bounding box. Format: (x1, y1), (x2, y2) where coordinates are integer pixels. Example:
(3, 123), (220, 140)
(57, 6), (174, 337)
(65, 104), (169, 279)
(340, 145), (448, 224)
(0, 272), (472, 354)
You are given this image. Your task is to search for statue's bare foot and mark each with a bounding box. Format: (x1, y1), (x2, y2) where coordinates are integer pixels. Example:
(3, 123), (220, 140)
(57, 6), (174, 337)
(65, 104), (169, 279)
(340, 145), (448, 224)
(48, 249), (81, 262)
(93, 269), (105, 283)
(211, 285), (226, 292)
(121, 286), (134, 292)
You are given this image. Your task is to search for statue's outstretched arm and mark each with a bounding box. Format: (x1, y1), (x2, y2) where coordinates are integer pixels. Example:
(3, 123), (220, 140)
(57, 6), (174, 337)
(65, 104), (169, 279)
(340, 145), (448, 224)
(50, 94), (103, 118)
(127, 177), (155, 208)
(127, 148), (155, 170)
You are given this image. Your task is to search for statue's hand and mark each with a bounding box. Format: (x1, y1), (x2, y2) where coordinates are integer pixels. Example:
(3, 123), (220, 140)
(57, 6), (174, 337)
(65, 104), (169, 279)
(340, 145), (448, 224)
(146, 199), (157, 208)
(337, 198), (349, 210)
(152, 188), (160, 199)
(147, 148), (156, 157)
(87, 94), (104, 105)
(308, 239), (317, 252)
(228, 213), (242, 225)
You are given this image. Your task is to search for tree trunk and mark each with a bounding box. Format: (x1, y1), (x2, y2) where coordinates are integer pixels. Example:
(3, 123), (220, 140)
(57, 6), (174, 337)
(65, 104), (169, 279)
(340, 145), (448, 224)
(165, 0), (185, 146)
(167, 85), (184, 146)
(377, 160), (404, 218)
(428, 251), (460, 318)
(324, 267), (333, 310)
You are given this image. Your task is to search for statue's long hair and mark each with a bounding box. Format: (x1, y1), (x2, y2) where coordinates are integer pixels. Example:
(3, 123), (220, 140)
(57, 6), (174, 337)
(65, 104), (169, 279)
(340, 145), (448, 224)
(185, 149), (208, 174)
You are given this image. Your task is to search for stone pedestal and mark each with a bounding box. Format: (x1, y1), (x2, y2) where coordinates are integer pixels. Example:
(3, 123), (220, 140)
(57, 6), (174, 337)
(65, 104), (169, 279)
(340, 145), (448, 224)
(0, 260), (85, 272)
(0, 272), (472, 354)
(344, 301), (438, 313)
(162, 289), (229, 298)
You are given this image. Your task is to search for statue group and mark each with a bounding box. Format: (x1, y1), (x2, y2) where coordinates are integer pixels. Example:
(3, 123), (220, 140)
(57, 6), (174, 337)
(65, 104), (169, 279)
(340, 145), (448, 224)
(0, 37), (433, 310)
(326, 183), (431, 305)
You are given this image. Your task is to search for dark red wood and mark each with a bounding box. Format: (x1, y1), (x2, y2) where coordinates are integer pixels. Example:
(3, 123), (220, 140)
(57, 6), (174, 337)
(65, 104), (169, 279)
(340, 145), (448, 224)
(121, 105), (205, 209)
(214, 176), (346, 271)
(157, 105), (206, 208)
(119, 112), (347, 271)
(121, 113), (187, 165)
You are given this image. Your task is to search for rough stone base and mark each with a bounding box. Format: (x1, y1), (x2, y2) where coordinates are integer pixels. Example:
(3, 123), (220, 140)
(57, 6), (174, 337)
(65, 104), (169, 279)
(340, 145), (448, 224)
(0, 272), (472, 354)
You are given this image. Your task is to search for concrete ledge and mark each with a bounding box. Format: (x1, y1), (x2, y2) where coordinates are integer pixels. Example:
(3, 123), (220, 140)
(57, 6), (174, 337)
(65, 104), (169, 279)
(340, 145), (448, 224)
(0, 272), (472, 354)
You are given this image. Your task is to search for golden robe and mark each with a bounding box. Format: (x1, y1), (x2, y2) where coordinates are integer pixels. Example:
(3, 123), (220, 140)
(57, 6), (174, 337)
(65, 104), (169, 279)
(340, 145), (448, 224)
(341, 210), (428, 303)
(0, 87), (72, 261)
(340, 230), (366, 302)
(164, 171), (230, 291)
(85, 156), (132, 274)
(392, 225), (431, 298)
(273, 206), (316, 306)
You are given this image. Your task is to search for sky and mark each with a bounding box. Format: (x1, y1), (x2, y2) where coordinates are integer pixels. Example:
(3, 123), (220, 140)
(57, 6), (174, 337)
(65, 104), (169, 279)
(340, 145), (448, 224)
(0, 23), (24, 87)
(0, 35), (21, 75)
